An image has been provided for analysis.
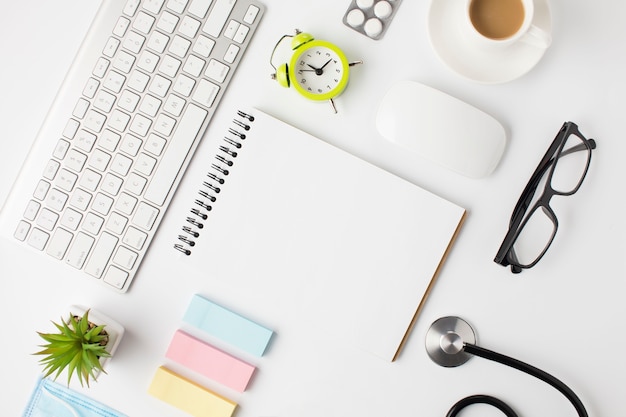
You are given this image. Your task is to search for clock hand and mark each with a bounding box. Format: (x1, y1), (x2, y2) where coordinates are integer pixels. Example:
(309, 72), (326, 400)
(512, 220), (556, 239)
(306, 59), (333, 75)
(320, 58), (332, 70)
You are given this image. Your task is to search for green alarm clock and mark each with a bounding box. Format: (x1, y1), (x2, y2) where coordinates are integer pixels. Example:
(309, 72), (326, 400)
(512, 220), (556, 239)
(271, 30), (362, 113)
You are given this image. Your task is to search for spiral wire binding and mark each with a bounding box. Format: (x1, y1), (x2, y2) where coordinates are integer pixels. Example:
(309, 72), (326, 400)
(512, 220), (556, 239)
(174, 110), (254, 255)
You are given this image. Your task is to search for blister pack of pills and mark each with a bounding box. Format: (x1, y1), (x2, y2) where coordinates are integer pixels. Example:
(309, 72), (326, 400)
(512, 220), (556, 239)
(342, 0), (403, 40)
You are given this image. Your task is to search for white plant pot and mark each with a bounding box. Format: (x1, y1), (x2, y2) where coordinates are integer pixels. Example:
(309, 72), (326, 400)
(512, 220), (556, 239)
(69, 305), (124, 373)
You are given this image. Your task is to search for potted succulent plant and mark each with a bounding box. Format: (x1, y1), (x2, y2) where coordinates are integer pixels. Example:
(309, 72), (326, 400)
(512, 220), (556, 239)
(34, 306), (124, 387)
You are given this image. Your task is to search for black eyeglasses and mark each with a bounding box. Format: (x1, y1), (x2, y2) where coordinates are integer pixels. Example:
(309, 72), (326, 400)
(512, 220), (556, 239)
(494, 121), (596, 273)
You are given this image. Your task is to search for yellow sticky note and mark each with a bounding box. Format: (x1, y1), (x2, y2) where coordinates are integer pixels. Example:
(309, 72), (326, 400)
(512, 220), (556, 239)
(148, 366), (237, 417)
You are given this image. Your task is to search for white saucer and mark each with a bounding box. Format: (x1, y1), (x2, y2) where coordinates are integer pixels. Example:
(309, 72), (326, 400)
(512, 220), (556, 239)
(427, 0), (552, 84)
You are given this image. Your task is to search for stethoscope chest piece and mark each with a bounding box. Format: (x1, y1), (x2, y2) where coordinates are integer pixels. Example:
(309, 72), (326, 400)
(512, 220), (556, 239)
(426, 316), (476, 368)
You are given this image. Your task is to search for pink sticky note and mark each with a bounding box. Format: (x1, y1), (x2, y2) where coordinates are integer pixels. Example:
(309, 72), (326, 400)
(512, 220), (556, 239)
(166, 330), (255, 392)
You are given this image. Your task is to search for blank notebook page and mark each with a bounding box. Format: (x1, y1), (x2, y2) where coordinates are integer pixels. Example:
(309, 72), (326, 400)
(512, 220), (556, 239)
(175, 108), (466, 361)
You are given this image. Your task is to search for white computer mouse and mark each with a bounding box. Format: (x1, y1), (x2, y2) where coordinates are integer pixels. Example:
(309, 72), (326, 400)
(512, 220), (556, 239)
(376, 81), (506, 178)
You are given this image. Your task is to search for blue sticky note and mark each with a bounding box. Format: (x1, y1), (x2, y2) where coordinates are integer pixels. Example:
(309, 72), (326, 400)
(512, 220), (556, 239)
(183, 294), (273, 357)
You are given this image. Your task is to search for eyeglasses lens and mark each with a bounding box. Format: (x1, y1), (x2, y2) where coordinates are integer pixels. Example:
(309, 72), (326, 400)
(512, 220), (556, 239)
(512, 205), (556, 267)
(551, 132), (590, 194)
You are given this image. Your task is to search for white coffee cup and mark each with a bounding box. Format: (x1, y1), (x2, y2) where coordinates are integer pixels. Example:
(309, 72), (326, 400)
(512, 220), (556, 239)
(464, 0), (551, 49)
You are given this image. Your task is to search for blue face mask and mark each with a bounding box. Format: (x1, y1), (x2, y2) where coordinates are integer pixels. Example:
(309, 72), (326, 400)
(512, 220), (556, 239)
(23, 377), (127, 417)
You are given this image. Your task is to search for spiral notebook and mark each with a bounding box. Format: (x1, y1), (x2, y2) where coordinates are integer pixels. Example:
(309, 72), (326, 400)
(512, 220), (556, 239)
(172, 108), (466, 361)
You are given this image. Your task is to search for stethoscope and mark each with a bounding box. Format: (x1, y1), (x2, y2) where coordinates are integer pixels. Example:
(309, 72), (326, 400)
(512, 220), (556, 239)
(426, 316), (589, 417)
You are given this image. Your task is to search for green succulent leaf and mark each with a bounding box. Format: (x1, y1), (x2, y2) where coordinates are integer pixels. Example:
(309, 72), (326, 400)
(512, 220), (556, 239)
(33, 309), (111, 387)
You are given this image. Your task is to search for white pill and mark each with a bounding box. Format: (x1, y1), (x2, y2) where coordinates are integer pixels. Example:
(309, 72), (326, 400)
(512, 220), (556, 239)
(374, 1), (393, 19)
(364, 18), (383, 38)
(356, 0), (374, 9)
(346, 9), (365, 27)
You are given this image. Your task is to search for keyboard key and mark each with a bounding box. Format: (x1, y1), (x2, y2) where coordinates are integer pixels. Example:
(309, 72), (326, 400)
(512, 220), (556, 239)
(68, 189), (92, 211)
(147, 31), (170, 53)
(133, 12), (156, 34)
(159, 55), (182, 77)
(183, 55), (205, 77)
(113, 50), (136, 73)
(205, 59), (229, 83)
(104, 265), (129, 289)
(46, 228), (73, 260)
(120, 134), (143, 156)
(115, 192), (139, 215)
(167, 0), (189, 13)
(42, 160), (60, 180)
(36, 208), (59, 231)
(188, 0), (213, 19)
(125, 172), (148, 195)
(153, 114), (176, 136)
(132, 202), (160, 230)
(144, 0), (165, 14)
(66, 232), (95, 269)
(78, 169), (101, 192)
(135, 153), (157, 176)
(139, 94), (162, 117)
(169, 35), (191, 58)
(124, 30), (147, 53)
(119, 90), (141, 112)
(83, 213), (105, 235)
(28, 228), (49, 251)
(158, 11), (180, 33)
(60, 207), (83, 230)
(14, 221), (31, 241)
(203, 0), (236, 37)
(108, 109), (131, 132)
(192, 35), (215, 57)
(243, 5), (260, 24)
(137, 50), (160, 73)
(123, 0), (141, 17)
(103, 71), (126, 93)
(106, 212), (129, 235)
(23, 200), (41, 221)
(33, 180), (50, 200)
(233, 24), (250, 44)
(75, 129), (98, 152)
(223, 43), (240, 63)
(92, 192), (114, 215)
(192, 79), (219, 107)
(65, 149), (88, 172)
(100, 173), (123, 196)
(123, 226), (148, 250)
(85, 232), (119, 278)
(113, 246), (138, 269)
(56, 169), (78, 192)
(103, 37), (121, 58)
(111, 153), (133, 176)
(53, 139), (71, 159)
(113, 16), (131, 37)
(93, 57), (110, 78)
(84, 109), (107, 132)
(46, 189), (68, 212)
(144, 104), (207, 206)
(149, 74), (172, 97)
(173, 74), (195, 97)
(130, 113), (153, 136)
(127, 70), (150, 93)
(179, 16), (201, 38)
(88, 149), (112, 172)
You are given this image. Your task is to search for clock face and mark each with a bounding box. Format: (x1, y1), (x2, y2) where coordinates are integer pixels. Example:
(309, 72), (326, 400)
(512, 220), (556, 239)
(289, 40), (349, 101)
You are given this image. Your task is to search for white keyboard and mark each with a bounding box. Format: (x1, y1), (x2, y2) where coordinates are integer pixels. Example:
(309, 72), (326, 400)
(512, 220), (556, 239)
(1, 0), (264, 292)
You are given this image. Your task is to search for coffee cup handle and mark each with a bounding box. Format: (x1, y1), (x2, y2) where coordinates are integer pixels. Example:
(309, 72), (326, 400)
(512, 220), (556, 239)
(520, 24), (552, 49)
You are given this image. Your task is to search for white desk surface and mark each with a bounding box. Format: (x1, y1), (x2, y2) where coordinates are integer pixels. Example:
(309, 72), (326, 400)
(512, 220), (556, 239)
(1, 0), (625, 416)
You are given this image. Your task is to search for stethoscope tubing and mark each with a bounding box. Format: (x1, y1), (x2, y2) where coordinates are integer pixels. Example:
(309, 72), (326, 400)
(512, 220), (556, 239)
(457, 343), (589, 417)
